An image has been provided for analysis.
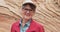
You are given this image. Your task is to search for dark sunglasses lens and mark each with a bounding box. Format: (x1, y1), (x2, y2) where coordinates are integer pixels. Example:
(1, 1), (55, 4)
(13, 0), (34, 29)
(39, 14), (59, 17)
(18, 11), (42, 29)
(23, 8), (32, 11)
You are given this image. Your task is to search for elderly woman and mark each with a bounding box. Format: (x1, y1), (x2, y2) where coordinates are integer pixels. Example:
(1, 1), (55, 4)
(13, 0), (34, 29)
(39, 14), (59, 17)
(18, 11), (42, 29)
(11, 1), (44, 32)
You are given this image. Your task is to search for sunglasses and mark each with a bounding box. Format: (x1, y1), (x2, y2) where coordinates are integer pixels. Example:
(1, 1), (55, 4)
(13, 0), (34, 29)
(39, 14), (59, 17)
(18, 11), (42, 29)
(22, 8), (35, 12)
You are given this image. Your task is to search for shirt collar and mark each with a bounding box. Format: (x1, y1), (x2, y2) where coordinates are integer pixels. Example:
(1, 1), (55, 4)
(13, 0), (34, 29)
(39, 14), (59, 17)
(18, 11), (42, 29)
(20, 18), (32, 27)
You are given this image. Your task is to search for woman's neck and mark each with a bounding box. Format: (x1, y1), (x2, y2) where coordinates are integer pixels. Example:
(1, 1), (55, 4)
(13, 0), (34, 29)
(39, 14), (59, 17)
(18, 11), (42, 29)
(22, 18), (29, 27)
(23, 18), (29, 23)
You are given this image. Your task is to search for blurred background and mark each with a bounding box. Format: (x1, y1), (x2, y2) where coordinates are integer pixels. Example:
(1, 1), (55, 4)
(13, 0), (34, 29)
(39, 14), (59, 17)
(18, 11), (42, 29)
(0, 0), (60, 32)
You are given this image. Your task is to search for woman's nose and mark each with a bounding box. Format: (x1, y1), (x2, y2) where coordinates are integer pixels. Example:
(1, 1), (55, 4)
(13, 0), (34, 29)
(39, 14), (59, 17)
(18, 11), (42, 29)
(26, 11), (30, 13)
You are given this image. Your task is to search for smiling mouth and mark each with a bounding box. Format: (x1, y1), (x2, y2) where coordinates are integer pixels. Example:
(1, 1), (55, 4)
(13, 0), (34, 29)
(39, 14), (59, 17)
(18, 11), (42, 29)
(25, 13), (30, 16)
(26, 15), (30, 16)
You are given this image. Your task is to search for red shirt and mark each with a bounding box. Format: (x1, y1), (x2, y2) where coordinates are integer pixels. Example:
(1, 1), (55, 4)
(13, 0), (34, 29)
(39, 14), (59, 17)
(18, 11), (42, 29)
(11, 20), (44, 32)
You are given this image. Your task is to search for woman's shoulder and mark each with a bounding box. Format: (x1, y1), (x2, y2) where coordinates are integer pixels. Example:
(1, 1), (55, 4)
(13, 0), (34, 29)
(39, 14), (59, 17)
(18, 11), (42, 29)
(32, 20), (44, 27)
(11, 20), (20, 27)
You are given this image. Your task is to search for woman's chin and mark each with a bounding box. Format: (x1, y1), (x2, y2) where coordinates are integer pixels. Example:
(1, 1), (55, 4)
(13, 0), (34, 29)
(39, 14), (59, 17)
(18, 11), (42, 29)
(24, 16), (31, 20)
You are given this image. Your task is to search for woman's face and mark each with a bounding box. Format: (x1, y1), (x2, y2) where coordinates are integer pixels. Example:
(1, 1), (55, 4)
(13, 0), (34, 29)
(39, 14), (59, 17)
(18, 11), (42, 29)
(21, 5), (35, 20)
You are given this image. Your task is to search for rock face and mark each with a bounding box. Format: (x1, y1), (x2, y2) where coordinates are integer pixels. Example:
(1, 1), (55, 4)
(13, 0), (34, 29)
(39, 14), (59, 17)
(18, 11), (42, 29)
(0, 0), (60, 32)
